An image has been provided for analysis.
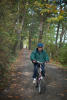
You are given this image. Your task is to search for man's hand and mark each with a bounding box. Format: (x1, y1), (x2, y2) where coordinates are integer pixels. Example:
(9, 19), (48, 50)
(46, 61), (49, 63)
(45, 61), (49, 65)
(32, 60), (36, 63)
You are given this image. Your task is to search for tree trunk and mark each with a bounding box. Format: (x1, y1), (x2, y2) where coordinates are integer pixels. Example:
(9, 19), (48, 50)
(13, 1), (20, 53)
(63, 32), (66, 43)
(20, 11), (25, 49)
(20, 36), (23, 49)
(38, 15), (44, 43)
(55, 22), (60, 49)
(59, 23), (65, 48)
(29, 32), (32, 50)
(14, 1), (26, 52)
(13, 40), (18, 54)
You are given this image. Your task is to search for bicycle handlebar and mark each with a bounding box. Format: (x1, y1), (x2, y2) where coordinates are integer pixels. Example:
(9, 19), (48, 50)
(36, 61), (44, 64)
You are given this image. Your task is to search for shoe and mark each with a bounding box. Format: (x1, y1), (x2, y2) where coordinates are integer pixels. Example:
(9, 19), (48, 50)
(33, 78), (36, 84)
(41, 76), (43, 79)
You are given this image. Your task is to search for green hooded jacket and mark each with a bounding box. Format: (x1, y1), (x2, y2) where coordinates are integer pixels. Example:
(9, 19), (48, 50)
(30, 48), (49, 62)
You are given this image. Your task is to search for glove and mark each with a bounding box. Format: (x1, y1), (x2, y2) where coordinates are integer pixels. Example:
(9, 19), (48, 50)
(32, 60), (36, 63)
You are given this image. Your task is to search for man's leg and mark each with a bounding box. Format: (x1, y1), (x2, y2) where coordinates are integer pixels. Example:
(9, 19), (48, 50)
(33, 63), (38, 84)
(41, 64), (45, 77)
(33, 63), (38, 78)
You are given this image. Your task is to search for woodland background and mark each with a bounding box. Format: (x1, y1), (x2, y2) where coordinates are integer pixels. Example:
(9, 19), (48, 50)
(0, 0), (67, 87)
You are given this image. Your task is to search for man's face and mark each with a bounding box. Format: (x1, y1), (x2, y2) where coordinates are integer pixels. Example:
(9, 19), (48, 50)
(38, 47), (43, 52)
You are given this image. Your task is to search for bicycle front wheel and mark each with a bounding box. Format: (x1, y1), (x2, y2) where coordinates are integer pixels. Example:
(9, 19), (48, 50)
(38, 80), (41, 93)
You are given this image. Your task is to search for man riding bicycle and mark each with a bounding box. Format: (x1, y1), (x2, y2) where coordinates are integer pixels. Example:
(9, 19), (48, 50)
(30, 43), (49, 84)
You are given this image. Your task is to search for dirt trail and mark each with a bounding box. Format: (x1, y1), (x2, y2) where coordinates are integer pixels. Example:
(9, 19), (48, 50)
(0, 49), (67, 100)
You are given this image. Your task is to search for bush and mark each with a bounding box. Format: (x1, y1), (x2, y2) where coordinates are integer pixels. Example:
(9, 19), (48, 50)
(58, 44), (67, 65)
(0, 31), (17, 80)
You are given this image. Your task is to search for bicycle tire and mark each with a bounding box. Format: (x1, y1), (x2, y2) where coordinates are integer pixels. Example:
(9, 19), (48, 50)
(38, 80), (41, 93)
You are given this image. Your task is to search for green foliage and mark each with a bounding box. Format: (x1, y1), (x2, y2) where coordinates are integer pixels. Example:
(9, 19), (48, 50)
(47, 15), (64, 23)
(58, 44), (67, 65)
(0, 31), (17, 78)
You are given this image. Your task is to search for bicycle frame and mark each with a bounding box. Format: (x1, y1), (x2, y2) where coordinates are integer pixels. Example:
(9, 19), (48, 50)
(36, 61), (44, 93)
(38, 64), (42, 80)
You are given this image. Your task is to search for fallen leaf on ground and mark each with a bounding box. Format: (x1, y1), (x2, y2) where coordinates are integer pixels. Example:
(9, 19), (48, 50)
(15, 96), (20, 99)
(8, 95), (13, 98)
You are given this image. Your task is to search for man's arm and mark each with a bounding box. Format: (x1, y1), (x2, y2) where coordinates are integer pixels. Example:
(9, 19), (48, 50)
(30, 51), (36, 62)
(45, 53), (49, 62)
(44, 51), (49, 62)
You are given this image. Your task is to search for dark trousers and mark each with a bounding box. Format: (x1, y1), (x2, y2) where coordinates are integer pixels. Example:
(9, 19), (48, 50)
(33, 63), (45, 78)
